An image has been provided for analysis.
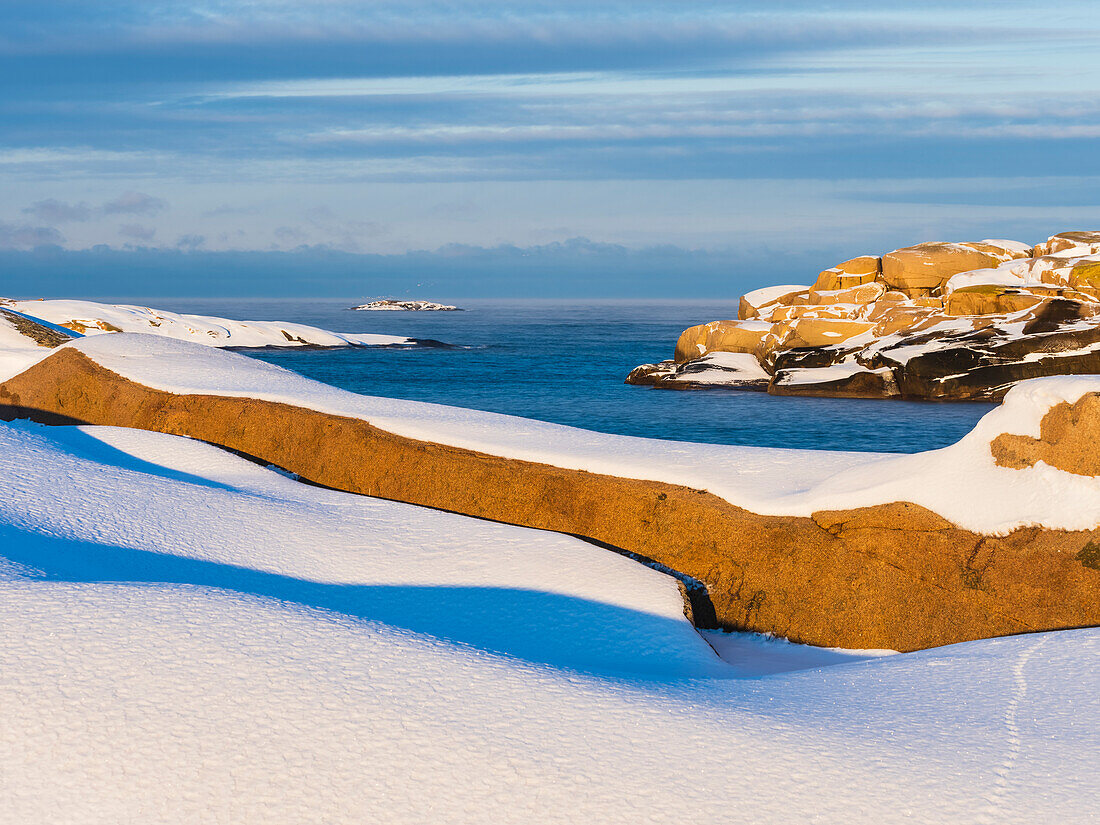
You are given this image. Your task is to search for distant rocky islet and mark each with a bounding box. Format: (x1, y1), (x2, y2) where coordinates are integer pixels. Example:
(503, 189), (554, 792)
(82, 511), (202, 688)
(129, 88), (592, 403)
(628, 230), (1100, 400)
(351, 299), (460, 311)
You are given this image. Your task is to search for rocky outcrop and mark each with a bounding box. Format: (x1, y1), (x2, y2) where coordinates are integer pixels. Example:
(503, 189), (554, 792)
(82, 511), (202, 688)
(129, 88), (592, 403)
(351, 300), (460, 311)
(3, 347), (1100, 653)
(630, 231), (1100, 400)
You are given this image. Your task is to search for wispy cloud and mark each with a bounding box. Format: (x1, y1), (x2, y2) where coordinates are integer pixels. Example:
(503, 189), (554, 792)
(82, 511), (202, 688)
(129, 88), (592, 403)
(0, 221), (64, 249)
(102, 191), (167, 216)
(1, 0), (1099, 270)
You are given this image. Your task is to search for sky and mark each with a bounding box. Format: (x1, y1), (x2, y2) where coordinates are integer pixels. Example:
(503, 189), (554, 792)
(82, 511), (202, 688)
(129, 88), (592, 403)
(3, 0), (1100, 298)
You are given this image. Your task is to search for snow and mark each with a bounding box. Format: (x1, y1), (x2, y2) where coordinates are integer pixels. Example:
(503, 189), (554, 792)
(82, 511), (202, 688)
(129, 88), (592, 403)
(1, 419), (1097, 823)
(944, 265), (1030, 293)
(773, 360), (878, 385)
(980, 238), (1034, 256)
(674, 350), (770, 384)
(741, 283), (808, 308)
(6, 298), (414, 349)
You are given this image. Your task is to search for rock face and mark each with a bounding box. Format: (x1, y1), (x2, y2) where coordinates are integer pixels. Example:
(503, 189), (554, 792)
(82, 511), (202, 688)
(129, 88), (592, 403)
(992, 392), (1100, 476)
(630, 231), (1100, 400)
(3, 346), (1100, 653)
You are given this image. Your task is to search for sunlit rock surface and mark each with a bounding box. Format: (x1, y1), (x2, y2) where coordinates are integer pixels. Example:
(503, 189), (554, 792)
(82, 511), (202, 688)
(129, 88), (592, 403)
(629, 231), (1100, 400)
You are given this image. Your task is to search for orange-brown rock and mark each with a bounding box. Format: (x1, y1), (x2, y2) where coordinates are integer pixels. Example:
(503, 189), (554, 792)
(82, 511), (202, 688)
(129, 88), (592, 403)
(991, 392), (1100, 477)
(781, 317), (876, 347)
(738, 288), (811, 320)
(812, 256), (881, 291)
(768, 305), (854, 322)
(880, 242), (1006, 291)
(944, 287), (1046, 317)
(1040, 231), (1100, 256)
(808, 281), (885, 306)
(674, 320), (771, 363)
(3, 347), (1100, 652)
(1070, 259), (1100, 291)
(869, 305), (942, 337)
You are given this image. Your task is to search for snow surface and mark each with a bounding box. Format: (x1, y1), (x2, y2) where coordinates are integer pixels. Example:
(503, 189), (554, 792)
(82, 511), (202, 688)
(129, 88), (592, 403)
(980, 238), (1034, 256)
(61, 333), (1100, 534)
(6, 298), (414, 349)
(2, 419), (1097, 823)
(741, 283), (808, 308)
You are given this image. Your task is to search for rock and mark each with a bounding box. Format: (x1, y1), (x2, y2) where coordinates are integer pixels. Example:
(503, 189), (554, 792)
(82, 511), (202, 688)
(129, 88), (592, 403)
(633, 232), (1100, 401)
(625, 360), (678, 385)
(0, 308), (79, 348)
(1070, 259), (1100, 290)
(770, 362), (900, 399)
(5, 346), (1100, 653)
(881, 242), (1007, 292)
(812, 255), (881, 291)
(808, 281), (885, 306)
(1036, 231), (1100, 257)
(944, 286), (1046, 317)
(629, 352), (770, 390)
(991, 392), (1100, 476)
(878, 301), (1100, 400)
(738, 285), (810, 320)
(780, 317), (877, 348)
(674, 320), (771, 363)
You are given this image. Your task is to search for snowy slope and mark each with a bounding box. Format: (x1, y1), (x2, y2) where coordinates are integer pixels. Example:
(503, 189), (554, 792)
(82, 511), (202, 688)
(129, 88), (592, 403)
(5, 298), (415, 349)
(1, 420), (1096, 823)
(63, 333), (1100, 534)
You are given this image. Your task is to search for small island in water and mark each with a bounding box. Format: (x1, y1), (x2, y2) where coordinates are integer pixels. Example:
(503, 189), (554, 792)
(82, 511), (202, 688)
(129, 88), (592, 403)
(629, 229), (1100, 401)
(351, 299), (461, 311)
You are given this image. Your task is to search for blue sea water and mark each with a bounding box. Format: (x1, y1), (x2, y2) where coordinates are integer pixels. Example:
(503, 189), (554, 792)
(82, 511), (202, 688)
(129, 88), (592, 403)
(134, 298), (995, 454)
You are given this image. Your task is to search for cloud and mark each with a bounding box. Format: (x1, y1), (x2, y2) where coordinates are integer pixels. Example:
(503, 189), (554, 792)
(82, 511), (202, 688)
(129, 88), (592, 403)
(22, 198), (93, 222)
(0, 221), (65, 249)
(102, 191), (167, 216)
(176, 234), (206, 249)
(118, 223), (156, 240)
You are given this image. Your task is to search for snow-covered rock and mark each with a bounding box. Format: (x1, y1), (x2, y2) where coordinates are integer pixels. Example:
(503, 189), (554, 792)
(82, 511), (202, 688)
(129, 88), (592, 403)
(4, 298), (425, 349)
(351, 299), (460, 311)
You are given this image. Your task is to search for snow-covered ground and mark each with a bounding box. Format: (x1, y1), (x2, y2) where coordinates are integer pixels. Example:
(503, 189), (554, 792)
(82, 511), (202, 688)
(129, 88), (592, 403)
(3, 298), (416, 349)
(52, 332), (1100, 535)
(0, 419), (1096, 822)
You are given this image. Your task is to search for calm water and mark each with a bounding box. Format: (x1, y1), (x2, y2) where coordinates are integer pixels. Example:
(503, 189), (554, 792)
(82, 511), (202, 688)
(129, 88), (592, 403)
(131, 298), (995, 454)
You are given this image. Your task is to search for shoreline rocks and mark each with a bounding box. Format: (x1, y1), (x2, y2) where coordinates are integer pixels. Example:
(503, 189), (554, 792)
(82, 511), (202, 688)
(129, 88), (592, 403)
(629, 231), (1100, 400)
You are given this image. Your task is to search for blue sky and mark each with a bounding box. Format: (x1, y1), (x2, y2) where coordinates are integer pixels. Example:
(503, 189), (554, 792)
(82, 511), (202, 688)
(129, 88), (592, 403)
(3, 1), (1100, 297)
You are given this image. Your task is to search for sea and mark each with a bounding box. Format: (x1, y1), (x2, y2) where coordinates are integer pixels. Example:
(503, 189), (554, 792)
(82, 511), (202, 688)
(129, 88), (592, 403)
(133, 297), (995, 454)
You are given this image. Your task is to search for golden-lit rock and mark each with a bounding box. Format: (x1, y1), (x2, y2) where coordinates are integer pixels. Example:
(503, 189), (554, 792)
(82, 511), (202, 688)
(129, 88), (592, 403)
(880, 242), (1006, 291)
(809, 281), (885, 306)
(812, 255), (881, 291)
(782, 318), (876, 348)
(674, 320), (771, 363)
(944, 286), (1046, 317)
